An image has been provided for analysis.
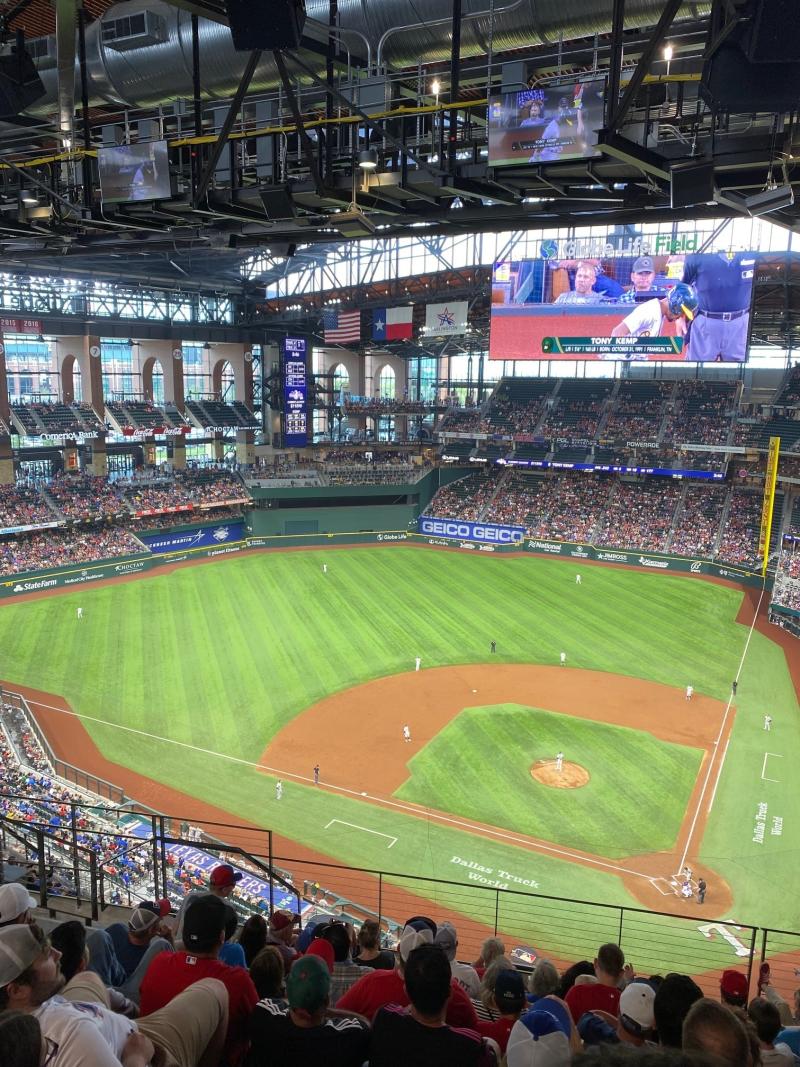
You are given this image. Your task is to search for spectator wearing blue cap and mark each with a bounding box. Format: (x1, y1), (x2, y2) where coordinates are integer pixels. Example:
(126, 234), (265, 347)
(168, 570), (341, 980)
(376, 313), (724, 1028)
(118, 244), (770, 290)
(506, 996), (576, 1066)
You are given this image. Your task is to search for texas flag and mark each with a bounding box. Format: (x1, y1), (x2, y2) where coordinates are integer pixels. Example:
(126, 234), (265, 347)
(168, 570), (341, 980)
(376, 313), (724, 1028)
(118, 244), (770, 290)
(372, 306), (414, 342)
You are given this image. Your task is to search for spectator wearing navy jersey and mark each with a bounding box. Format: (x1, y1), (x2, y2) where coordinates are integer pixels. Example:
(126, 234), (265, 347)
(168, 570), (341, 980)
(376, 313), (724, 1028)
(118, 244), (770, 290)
(369, 943), (498, 1066)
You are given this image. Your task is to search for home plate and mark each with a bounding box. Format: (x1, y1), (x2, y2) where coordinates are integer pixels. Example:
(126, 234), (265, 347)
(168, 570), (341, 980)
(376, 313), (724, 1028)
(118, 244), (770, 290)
(361, 791), (367, 796)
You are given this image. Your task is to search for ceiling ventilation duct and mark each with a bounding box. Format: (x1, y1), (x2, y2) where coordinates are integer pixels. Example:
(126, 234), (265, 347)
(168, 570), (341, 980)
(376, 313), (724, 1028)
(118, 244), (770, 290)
(29, 0), (708, 113)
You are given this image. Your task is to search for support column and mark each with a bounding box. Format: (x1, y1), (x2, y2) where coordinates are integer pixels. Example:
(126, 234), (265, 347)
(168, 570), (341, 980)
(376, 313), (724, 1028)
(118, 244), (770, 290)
(89, 436), (108, 476)
(170, 436), (186, 470)
(84, 335), (105, 420)
(0, 435), (13, 485)
(236, 429), (254, 466)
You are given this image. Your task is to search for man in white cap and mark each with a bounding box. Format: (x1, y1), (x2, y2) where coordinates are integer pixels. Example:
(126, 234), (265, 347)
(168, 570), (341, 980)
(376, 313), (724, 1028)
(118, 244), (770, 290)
(434, 922), (481, 998)
(0, 922), (229, 1067)
(0, 883), (36, 928)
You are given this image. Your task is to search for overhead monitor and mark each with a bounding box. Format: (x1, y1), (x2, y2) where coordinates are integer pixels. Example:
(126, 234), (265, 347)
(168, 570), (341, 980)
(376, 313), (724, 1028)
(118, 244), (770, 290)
(489, 249), (758, 362)
(487, 79), (605, 167)
(98, 140), (172, 204)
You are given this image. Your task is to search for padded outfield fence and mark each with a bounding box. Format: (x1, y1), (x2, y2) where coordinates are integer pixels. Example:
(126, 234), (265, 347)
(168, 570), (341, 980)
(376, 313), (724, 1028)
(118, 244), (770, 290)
(0, 526), (767, 598)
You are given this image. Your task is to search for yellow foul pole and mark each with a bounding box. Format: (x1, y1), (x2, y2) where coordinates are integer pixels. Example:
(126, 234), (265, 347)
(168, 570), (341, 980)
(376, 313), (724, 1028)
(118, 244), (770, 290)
(759, 435), (780, 577)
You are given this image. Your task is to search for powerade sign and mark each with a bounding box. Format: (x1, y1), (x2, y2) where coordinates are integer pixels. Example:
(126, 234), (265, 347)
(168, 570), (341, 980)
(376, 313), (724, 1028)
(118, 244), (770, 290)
(282, 336), (308, 449)
(418, 516), (525, 544)
(141, 522), (245, 554)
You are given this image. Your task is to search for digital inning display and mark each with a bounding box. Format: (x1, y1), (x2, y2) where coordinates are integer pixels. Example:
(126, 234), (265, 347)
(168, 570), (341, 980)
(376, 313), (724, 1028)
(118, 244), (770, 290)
(282, 336), (308, 448)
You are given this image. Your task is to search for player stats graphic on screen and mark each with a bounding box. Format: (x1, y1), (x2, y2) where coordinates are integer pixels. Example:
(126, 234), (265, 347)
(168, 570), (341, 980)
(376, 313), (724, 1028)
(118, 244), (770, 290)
(487, 80), (604, 167)
(489, 248), (758, 362)
(281, 336), (309, 448)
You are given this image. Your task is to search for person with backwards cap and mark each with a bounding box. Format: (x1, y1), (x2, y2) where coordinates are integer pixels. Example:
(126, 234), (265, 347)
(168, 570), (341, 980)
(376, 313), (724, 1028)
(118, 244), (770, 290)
(506, 996), (578, 1067)
(87, 900), (173, 1005)
(175, 862), (242, 946)
(139, 893), (258, 1065)
(0, 921), (228, 1067)
(0, 883), (37, 928)
(246, 953), (369, 1067)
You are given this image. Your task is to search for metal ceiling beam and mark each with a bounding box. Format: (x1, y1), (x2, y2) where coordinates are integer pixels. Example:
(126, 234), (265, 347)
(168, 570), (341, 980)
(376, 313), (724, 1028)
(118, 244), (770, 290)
(194, 48), (262, 205)
(608, 0), (683, 131)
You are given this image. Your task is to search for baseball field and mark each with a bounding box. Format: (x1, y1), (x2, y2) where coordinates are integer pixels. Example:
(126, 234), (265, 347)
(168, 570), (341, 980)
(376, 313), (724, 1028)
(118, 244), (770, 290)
(2, 544), (799, 971)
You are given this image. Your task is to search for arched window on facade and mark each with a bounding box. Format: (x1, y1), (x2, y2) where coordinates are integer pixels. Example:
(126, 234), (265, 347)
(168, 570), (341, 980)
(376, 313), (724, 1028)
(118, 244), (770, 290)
(378, 365), (396, 399)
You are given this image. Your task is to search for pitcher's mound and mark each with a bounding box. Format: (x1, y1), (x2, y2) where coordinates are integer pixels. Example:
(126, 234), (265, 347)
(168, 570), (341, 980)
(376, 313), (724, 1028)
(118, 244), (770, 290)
(531, 760), (590, 789)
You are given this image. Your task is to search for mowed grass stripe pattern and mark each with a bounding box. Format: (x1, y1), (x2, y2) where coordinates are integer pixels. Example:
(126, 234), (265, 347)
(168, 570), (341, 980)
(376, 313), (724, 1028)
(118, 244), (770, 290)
(0, 548), (744, 768)
(395, 705), (703, 858)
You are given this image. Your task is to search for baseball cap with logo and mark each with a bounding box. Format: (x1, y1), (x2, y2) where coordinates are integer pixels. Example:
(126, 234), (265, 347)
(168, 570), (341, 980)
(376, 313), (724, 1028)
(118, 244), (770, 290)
(495, 969), (527, 1012)
(209, 864), (242, 889)
(506, 998), (572, 1067)
(632, 256), (655, 274)
(619, 980), (657, 1036)
(0, 925), (47, 987)
(720, 969), (749, 1002)
(183, 894), (227, 949)
(0, 883), (37, 925)
(287, 954), (330, 1012)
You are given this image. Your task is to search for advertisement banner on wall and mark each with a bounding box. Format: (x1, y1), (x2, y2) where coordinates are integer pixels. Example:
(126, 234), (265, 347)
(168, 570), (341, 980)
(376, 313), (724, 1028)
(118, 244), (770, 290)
(418, 516), (526, 544)
(141, 522), (245, 554)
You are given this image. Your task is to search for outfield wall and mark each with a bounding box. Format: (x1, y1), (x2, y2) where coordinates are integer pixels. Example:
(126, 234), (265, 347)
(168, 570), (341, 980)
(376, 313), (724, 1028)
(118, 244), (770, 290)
(0, 525), (767, 598)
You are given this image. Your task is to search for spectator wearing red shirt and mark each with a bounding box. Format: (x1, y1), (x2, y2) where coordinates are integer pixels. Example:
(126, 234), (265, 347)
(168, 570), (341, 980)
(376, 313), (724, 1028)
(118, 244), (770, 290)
(139, 893), (258, 1065)
(369, 943), (497, 1067)
(564, 943), (625, 1024)
(476, 969), (527, 1055)
(336, 926), (479, 1029)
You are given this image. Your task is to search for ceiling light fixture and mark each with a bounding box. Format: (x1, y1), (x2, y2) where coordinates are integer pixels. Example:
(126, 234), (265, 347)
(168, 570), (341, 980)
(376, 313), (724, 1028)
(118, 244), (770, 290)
(357, 148), (378, 171)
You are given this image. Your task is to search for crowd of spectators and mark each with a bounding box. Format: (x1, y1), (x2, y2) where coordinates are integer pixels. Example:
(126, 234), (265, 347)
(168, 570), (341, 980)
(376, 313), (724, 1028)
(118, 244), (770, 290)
(0, 525), (142, 575)
(0, 485), (58, 529)
(669, 485), (729, 558)
(125, 471), (246, 514)
(595, 481), (682, 552)
(716, 488), (763, 569)
(662, 382), (737, 447)
(47, 474), (127, 520)
(3, 898), (799, 1067)
(429, 470), (768, 568)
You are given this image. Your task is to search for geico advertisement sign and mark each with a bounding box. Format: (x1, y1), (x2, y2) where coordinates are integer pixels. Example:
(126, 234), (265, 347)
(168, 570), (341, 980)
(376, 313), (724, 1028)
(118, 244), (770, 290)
(419, 518), (523, 543)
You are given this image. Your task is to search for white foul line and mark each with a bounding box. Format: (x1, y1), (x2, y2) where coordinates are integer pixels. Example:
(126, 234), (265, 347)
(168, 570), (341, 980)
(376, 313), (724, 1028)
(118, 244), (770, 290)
(325, 819), (397, 848)
(761, 752), (783, 783)
(678, 583), (765, 872)
(707, 739), (730, 814)
(21, 695), (650, 881)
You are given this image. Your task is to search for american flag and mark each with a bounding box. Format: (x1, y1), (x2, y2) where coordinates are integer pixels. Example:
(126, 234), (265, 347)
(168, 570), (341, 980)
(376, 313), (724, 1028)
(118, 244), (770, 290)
(322, 308), (361, 344)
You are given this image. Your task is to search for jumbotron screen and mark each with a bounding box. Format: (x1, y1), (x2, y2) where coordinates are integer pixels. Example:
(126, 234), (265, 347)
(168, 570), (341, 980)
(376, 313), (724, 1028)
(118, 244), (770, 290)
(487, 80), (604, 167)
(489, 250), (758, 362)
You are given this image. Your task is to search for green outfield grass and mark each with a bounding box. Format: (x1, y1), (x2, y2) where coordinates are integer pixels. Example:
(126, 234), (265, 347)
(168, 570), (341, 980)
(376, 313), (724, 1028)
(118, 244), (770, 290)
(0, 545), (798, 940)
(395, 705), (703, 857)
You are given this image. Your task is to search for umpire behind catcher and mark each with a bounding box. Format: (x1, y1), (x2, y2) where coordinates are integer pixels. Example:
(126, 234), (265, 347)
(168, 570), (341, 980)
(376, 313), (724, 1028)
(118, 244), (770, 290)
(681, 251), (757, 362)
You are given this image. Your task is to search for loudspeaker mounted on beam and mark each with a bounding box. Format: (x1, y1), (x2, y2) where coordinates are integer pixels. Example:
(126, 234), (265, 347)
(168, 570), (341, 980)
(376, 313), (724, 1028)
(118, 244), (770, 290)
(224, 0), (307, 51)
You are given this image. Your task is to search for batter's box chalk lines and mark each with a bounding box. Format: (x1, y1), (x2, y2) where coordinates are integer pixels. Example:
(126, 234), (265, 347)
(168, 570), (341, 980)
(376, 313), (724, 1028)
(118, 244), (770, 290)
(761, 752), (783, 783)
(324, 819), (397, 848)
(648, 877), (673, 896)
